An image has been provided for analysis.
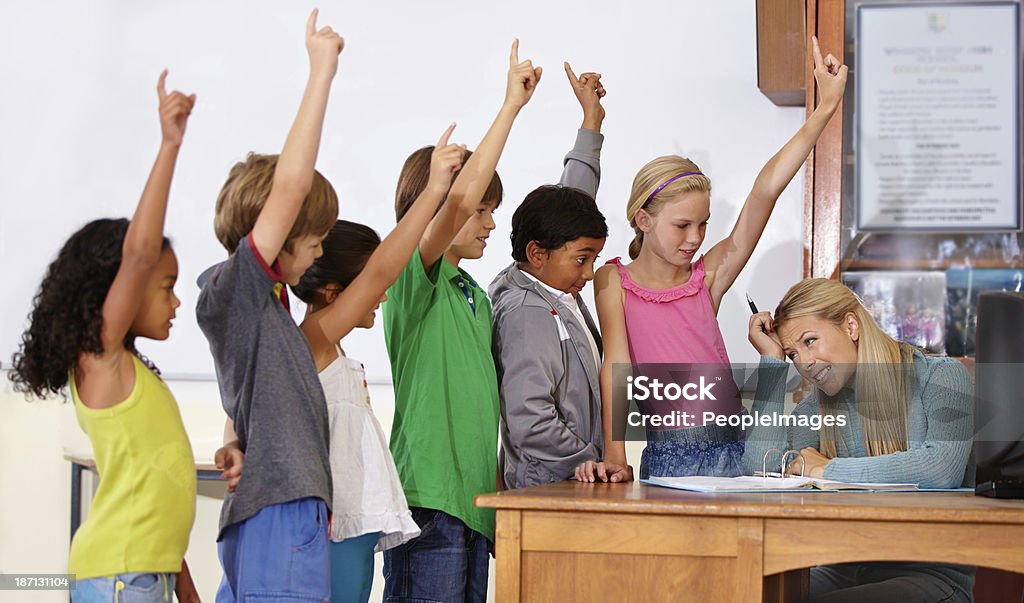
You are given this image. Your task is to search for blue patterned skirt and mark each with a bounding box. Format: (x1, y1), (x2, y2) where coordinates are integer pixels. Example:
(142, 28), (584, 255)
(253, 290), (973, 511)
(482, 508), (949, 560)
(640, 422), (745, 479)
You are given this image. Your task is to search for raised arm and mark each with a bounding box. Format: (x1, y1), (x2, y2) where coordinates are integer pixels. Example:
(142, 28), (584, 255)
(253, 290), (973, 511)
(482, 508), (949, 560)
(250, 9), (343, 264)
(100, 71), (194, 354)
(558, 62), (606, 197)
(418, 39), (541, 267)
(309, 125), (465, 342)
(704, 36), (847, 305)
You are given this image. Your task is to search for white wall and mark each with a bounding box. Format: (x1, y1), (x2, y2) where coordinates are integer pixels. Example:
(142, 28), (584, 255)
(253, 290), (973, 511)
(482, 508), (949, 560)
(0, 0), (805, 381)
(0, 1), (808, 600)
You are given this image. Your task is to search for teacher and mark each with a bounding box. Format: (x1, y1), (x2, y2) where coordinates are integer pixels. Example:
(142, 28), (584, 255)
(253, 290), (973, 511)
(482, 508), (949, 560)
(743, 277), (974, 602)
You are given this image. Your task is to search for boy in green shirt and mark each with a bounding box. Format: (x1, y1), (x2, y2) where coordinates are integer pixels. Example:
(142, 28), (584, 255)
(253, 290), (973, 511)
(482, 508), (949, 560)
(383, 42), (608, 599)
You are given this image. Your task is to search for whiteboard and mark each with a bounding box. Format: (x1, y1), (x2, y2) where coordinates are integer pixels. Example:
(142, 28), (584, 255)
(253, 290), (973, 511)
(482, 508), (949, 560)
(0, 1), (805, 383)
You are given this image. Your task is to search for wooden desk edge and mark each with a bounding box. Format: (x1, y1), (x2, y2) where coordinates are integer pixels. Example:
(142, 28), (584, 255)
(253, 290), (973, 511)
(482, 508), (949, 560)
(475, 484), (1024, 525)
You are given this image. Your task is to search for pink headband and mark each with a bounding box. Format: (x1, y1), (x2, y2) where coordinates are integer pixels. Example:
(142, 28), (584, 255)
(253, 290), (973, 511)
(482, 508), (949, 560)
(642, 171), (704, 208)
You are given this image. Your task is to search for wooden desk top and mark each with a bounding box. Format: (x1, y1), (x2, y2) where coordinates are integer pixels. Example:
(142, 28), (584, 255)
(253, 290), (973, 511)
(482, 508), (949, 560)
(476, 481), (1024, 525)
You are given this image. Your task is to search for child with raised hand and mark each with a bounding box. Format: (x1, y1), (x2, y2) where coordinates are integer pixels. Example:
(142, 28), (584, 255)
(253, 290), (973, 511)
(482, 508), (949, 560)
(381, 39), (541, 602)
(196, 9), (342, 602)
(581, 36), (848, 483)
(490, 62), (609, 490)
(219, 125), (466, 603)
(12, 71), (199, 603)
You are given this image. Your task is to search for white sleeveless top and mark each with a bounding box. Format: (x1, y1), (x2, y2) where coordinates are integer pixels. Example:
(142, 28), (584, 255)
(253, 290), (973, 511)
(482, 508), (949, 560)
(321, 351), (420, 550)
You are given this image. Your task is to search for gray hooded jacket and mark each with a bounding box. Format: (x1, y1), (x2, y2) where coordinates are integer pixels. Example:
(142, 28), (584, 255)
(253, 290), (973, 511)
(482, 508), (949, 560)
(489, 128), (604, 489)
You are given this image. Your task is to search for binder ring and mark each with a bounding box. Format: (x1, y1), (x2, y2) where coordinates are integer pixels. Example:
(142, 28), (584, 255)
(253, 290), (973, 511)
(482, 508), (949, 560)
(761, 449), (783, 480)
(781, 449), (805, 478)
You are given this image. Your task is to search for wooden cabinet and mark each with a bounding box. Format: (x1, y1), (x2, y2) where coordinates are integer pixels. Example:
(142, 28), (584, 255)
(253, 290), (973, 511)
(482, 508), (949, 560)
(756, 0), (807, 106)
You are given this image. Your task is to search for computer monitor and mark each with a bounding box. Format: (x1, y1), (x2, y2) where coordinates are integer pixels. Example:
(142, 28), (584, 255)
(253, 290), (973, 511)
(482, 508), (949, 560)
(974, 291), (1024, 494)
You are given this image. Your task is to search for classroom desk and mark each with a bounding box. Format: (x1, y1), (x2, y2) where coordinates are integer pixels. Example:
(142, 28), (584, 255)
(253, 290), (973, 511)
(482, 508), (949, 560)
(65, 452), (221, 543)
(476, 481), (1024, 602)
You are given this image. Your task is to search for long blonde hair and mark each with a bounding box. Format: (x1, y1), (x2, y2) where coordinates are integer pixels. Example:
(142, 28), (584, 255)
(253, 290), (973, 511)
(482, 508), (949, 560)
(774, 278), (915, 458)
(625, 156), (711, 260)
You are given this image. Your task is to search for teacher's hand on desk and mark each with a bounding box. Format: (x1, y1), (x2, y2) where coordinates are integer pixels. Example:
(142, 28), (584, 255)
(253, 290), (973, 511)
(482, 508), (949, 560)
(574, 460), (634, 483)
(788, 447), (829, 479)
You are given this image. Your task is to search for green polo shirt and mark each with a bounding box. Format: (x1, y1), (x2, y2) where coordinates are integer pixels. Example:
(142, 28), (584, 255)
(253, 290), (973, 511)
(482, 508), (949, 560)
(383, 249), (499, 541)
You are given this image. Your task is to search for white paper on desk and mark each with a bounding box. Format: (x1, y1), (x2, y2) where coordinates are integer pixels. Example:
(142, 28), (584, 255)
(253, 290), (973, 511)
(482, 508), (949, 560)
(643, 475), (920, 493)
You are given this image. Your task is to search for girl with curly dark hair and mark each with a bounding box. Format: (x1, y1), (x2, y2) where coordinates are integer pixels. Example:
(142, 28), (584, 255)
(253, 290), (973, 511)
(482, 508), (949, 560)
(11, 71), (201, 603)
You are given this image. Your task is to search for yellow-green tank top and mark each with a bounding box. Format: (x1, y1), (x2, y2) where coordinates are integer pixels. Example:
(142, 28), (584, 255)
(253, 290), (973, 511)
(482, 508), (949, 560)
(68, 355), (196, 579)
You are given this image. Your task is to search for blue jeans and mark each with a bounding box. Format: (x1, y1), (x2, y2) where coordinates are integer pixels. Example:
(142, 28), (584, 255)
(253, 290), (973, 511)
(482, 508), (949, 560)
(382, 507), (488, 603)
(71, 573), (176, 603)
(329, 532), (380, 603)
(216, 497), (330, 602)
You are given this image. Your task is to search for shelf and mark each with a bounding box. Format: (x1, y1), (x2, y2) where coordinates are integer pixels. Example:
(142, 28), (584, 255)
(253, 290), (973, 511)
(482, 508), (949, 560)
(844, 259), (1024, 271)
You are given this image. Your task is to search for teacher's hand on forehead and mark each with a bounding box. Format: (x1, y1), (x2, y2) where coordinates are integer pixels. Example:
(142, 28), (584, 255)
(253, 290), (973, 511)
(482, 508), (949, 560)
(748, 311), (785, 361)
(504, 38), (543, 110)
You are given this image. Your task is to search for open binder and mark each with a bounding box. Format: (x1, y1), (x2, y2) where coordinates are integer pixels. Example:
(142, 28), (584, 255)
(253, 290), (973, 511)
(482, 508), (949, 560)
(642, 475), (921, 493)
(641, 449), (921, 493)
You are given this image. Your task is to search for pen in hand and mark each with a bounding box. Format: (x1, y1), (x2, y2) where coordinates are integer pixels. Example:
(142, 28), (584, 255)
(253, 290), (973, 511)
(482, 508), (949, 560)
(747, 292), (768, 334)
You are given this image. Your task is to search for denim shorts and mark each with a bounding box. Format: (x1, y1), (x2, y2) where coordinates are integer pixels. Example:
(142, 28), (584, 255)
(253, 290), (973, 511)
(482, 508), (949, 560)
(216, 497), (330, 602)
(640, 423), (745, 479)
(383, 507), (489, 603)
(71, 572), (176, 603)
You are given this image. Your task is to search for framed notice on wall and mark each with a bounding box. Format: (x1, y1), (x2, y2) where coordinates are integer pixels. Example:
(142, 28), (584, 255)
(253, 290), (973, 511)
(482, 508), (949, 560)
(855, 1), (1022, 232)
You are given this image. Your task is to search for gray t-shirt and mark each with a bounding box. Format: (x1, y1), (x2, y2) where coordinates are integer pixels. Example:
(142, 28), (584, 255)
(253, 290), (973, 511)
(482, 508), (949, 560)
(197, 233), (332, 535)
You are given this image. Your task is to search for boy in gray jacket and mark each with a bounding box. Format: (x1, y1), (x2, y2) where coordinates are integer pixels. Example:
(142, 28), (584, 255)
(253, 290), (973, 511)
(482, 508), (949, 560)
(490, 185), (608, 489)
(490, 65), (608, 488)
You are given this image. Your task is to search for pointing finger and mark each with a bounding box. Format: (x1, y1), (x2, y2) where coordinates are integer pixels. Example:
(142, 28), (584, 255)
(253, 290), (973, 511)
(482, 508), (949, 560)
(306, 8), (318, 38)
(437, 122), (456, 148)
(563, 61), (579, 86)
(157, 69), (168, 100)
(811, 35), (824, 70)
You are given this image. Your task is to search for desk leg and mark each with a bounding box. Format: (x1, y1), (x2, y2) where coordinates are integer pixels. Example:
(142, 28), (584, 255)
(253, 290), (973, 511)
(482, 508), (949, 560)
(495, 510), (522, 603)
(763, 568), (809, 603)
(70, 462), (83, 543)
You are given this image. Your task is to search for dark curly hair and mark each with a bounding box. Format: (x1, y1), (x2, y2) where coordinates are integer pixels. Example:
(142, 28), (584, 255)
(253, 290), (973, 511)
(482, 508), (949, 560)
(10, 218), (170, 399)
(292, 220), (381, 311)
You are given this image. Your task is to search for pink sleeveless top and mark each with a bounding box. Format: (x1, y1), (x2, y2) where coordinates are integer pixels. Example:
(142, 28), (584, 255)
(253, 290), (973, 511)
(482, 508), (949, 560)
(609, 256), (742, 421)
(610, 256), (730, 364)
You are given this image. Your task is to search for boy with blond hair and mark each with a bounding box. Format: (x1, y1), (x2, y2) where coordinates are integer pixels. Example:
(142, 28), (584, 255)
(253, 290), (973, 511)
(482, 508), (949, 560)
(196, 10), (342, 602)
